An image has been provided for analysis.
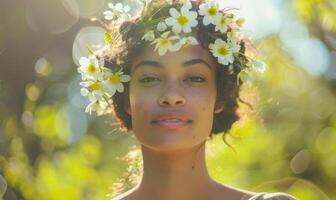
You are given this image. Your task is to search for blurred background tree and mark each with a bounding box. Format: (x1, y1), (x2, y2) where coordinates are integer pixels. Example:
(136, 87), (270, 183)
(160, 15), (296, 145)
(0, 0), (335, 199)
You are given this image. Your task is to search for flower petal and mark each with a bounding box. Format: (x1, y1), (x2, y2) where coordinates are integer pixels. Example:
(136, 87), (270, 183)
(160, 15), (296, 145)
(190, 19), (198, 27)
(157, 22), (168, 32)
(181, 4), (190, 15)
(115, 3), (123, 11)
(80, 88), (90, 96)
(188, 36), (198, 45)
(108, 3), (114, 9)
(169, 8), (180, 18)
(218, 57), (229, 65)
(189, 11), (198, 19)
(183, 25), (192, 33)
(165, 17), (176, 26)
(203, 16), (211, 26)
(116, 83), (124, 92)
(254, 60), (266, 72)
(124, 5), (130, 12)
(107, 85), (117, 96)
(170, 42), (182, 52)
(79, 57), (89, 67)
(158, 47), (167, 56)
(172, 24), (182, 34)
(121, 75), (131, 82)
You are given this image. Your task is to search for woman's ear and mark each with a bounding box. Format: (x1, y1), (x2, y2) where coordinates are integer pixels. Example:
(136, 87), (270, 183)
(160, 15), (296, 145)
(214, 101), (224, 114)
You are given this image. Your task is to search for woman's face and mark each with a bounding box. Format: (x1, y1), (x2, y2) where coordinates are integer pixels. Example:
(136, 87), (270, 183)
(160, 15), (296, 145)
(125, 43), (224, 152)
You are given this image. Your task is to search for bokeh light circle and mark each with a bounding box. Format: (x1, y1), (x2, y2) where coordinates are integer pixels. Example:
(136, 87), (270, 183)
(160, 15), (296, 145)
(61, 0), (105, 19)
(25, 0), (79, 34)
(72, 26), (106, 66)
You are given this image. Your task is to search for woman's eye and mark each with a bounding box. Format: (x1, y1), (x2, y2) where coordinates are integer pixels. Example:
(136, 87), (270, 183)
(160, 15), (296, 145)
(186, 76), (206, 82)
(139, 76), (161, 83)
(138, 76), (206, 84)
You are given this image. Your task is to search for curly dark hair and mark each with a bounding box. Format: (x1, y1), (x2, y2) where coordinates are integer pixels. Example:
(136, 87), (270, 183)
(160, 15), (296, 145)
(100, 0), (252, 139)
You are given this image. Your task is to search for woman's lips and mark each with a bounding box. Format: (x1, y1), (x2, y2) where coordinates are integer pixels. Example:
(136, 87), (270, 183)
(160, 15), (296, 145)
(152, 119), (192, 130)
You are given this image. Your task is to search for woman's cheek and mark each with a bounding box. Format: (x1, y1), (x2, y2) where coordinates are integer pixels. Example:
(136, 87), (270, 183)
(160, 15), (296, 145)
(132, 93), (154, 116)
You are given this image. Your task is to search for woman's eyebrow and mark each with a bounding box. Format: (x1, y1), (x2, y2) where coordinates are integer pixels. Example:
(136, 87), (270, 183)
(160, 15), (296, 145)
(183, 59), (212, 71)
(133, 59), (212, 72)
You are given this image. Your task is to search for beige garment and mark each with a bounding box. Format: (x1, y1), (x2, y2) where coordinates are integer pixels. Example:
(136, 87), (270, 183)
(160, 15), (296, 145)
(247, 193), (267, 200)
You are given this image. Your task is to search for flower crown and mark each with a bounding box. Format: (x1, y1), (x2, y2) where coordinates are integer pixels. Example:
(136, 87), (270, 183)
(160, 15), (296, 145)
(77, 0), (266, 115)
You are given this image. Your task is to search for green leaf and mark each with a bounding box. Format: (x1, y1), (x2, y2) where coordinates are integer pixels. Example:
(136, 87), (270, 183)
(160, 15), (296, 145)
(112, 64), (122, 73)
(105, 32), (113, 45)
(87, 47), (94, 55)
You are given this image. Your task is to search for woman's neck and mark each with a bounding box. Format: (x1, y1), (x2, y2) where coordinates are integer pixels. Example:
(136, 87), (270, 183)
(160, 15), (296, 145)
(133, 141), (219, 200)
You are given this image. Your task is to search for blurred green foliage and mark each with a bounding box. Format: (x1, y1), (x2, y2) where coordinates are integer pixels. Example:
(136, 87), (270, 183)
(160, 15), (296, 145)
(293, 0), (336, 32)
(1, 0), (336, 199)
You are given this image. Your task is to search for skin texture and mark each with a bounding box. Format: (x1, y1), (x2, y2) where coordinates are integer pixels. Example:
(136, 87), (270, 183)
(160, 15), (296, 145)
(116, 44), (296, 200)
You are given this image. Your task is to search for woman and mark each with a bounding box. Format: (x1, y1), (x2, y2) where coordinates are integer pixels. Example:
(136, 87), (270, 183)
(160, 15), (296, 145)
(77, 0), (297, 199)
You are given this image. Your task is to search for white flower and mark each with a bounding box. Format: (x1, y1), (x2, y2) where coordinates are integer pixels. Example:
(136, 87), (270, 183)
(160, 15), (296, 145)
(179, 36), (199, 48)
(236, 18), (245, 27)
(237, 69), (253, 85)
(230, 42), (241, 53)
(151, 31), (179, 55)
(80, 87), (90, 96)
(78, 55), (104, 81)
(79, 66), (131, 115)
(227, 31), (236, 42)
(108, 2), (130, 13)
(79, 82), (108, 114)
(102, 71), (131, 97)
(157, 22), (168, 32)
(198, 1), (221, 26)
(248, 60), (266, 73)
(167, 36), (198, 52)
(103, 2), (131, 24)
(80, 80), (106, 99)
(164, 1), (198, 34)
(85, 99), (109, 115)
(214, 14), (230, 33)
(209, 39), (239, 65)
(254, 60), (266, 73)
(141, 30), (155, 42)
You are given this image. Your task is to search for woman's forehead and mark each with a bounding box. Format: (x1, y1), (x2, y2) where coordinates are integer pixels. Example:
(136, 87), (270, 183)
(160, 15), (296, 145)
(131, 44), (216, 72)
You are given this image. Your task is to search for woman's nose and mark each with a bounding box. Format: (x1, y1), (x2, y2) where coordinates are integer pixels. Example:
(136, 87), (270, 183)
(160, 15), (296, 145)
(158, 84), (186, 107)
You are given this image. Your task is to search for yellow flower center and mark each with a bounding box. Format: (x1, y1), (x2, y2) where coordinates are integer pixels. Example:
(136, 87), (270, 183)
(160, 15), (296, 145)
(208, 7), (218, 16)
(220, 17), (227, 25)
(159, 38), (169, 47)
(183, 41), (190, 48)
(87, 63), (96, 74)
(109, 74), (121, 84)
(236, 18), (245, 27)
(218, 47), (229, 56)
(90, 82), (101, 91)
(228, 31), (235, 39)
(177, 15), (189, 26)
